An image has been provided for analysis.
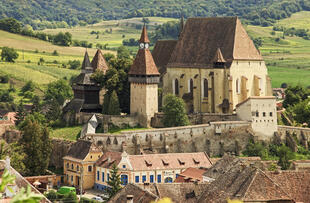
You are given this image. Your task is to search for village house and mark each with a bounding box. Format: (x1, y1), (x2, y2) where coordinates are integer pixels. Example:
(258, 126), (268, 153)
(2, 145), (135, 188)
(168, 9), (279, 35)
(63, 140), (103, 189)
(94, 151), (212, 191)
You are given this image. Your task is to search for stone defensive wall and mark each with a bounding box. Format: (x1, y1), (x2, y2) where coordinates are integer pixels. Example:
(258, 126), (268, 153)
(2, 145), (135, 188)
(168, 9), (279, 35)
(277, 125), (310, 151)
(85, 121), (252, 157)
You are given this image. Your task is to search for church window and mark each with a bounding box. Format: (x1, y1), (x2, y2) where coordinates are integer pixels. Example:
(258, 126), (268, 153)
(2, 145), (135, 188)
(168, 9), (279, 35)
(263, 112), (266, 117)
(188, 79), (194, 93)
(236, 79), (240, 94)
(270, 112), (273, 117)
(173, 79), (179, 95)
(203, 79), (208, 97)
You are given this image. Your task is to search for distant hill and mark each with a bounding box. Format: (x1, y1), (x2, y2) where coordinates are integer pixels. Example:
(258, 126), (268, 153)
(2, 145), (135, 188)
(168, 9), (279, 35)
(1, 0), (310, 29)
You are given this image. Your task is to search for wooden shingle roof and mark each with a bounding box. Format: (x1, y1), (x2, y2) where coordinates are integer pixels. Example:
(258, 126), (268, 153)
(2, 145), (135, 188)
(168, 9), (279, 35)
(139, 25), (150, 43)
(81, 51), (92, 70)
(168, 17), (262, 68)
(91, 49), (109, 73)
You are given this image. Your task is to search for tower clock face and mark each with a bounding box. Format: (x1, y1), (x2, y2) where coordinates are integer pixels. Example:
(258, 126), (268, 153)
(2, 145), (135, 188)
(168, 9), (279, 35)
(140, 43), (145, 49)
(145, 43), (149, 49)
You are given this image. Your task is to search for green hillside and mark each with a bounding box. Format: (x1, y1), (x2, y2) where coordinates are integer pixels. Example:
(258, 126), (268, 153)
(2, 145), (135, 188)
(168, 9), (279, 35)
(0, 0), (309, 29)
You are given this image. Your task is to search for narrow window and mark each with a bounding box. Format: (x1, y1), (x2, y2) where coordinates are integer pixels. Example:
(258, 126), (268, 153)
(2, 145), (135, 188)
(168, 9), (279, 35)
(135, 176), (139, 183)
(270, 112), (273, 117)
(203, 79), (208, 97)
(150, 175), (154, 183)
(142, 175), (146, 183)
(157, 175), (162, 183)
(256, 111), (259, 117)
(88, 165), (92, 172)
(121, 175), (128, 185)
(66, 163), (69, 168)
(263, 112), (266, 117)
(236, 79), (240, 94)
(190, 79), (194, 93)
(71, 164), (74, 170)
(97, 171), (100, 181)
(77, 165), (79, 171)
(102, 172), (105, 182)
(107, 173), (110, 181)
(174, 79), (179, 95)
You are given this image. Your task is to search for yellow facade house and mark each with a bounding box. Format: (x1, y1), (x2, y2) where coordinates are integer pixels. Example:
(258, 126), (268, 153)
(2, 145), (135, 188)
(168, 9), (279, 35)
(63, 140), (103, 189)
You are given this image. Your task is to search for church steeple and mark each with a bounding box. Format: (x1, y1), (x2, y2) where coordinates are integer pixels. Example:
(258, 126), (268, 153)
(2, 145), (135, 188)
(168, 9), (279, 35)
(81, 51), (92, 70)
(129, 26), (159, 76)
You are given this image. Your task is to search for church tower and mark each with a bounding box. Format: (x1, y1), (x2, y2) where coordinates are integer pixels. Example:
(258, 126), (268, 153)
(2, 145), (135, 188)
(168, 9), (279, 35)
(128, 25), (160, 127)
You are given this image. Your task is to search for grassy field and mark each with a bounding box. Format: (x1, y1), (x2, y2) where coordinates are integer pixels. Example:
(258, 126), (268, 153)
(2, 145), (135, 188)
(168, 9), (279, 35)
(245, 12), (310, 87)
(43, 17), (178, 49)
(50, 126), (82, 141)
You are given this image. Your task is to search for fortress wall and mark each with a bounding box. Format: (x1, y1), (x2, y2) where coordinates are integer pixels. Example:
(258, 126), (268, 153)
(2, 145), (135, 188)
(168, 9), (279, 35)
(86, 121), (252, 157)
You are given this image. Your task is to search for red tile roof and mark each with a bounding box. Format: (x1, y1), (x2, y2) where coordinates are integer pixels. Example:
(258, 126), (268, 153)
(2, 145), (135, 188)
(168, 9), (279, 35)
(95, 151), (122, 169)
(128, 48), (160, 76)
(128, 152), (212, 171)
(174, 167), (207, 183)
(139, 25), (150, 43)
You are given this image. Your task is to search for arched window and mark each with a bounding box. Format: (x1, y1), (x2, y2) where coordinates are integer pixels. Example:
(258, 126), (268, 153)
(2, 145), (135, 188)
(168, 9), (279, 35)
(236, 79), (240, 94)
(203, 79), (208, 97)
(189, 79), (194, 93)
(174, 79), (179, 95)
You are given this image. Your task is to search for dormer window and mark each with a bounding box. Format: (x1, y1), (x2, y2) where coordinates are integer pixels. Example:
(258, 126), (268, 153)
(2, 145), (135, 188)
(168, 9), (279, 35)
(178, 159), (185, 165)
(145, 160), (152, 167)
(162, 159), (169, 166)
(193, 158), (200, 165)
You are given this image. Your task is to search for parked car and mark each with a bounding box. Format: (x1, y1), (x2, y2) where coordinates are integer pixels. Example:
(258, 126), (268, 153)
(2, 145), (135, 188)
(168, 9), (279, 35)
(57, 186), (76, 195)
(92, 196), (104, 202)
(99, 193), (109, 200)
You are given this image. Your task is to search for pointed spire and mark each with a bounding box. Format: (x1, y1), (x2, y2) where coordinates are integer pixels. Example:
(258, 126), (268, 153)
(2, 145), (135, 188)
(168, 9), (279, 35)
(213, 48), (226, 63)
(91, 49), (109, 73)
(82, 51), (92, 70)
(139, 24), (150, 44)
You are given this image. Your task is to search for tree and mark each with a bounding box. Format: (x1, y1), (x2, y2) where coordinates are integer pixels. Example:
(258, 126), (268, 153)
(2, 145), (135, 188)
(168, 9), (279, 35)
(19, 116), (52, 176)
(31, 95), (41, 113)
(68, 60), (81, 69)
(1, 47), (19, 62)
(283, 85), (309, 108)
(0, 90), (14, 102)
(53, 32), (72, 46)
(44, 79), (72, 106)
(107, 164), (122, 199)
(117, 46), (131, 59)
(243, 140), (269, 160)
(0, 18), (22, 34)
(108, 91), (121, 115)
(277, 145), (295, 170)
(0, 141), (26, 174)
(162, 94), (189, 127)
(21, 81), (35, 94)
(102, 92), (110, 114)
(15, 102), (26, 126)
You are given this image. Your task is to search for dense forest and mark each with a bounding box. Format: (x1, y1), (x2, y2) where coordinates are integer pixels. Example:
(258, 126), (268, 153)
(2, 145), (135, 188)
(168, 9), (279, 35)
(1, 0), (310, 29)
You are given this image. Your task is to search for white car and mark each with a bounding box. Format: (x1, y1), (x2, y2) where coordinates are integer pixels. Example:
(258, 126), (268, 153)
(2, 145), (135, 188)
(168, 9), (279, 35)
(92, 196), (104, 202)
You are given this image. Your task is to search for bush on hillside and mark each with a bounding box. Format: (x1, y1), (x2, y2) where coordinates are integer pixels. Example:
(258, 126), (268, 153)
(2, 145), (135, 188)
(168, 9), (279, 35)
(1, 47), (19, 62)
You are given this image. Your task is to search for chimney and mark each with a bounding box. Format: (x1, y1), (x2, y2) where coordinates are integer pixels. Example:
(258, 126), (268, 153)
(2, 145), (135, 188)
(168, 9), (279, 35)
(108, 156), (111, 163)
(126, 195), (133, 203)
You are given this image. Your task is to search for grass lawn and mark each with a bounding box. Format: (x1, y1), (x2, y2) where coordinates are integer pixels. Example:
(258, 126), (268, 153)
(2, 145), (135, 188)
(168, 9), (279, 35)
(268, 66), (310, 87)
(50, 126), (82, 141)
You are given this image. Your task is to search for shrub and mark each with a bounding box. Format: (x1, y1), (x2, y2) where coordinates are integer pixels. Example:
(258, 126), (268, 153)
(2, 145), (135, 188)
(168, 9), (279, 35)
(52, 50), (59, 56)
(0, 75), (9, 83)
(21, 81), (35, 93)
(1, 47), (19, 62)
(163, 94), (189, 127)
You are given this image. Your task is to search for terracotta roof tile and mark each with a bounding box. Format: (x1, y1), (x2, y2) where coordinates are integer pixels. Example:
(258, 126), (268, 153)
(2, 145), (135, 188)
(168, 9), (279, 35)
(174, 167), (207, 182)
(108, 183), (157, 203)
(168, 17), (263, 68)
(267, 171), (310, 203)
(129, 49), (160, 76)
(91, 49), (109, 73)
(95, 152), (122, 169)
(128, 152), (212, 171)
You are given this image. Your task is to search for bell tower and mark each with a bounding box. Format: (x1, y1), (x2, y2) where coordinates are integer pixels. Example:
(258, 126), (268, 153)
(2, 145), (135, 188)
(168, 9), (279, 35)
(128, 25), (160, 127)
